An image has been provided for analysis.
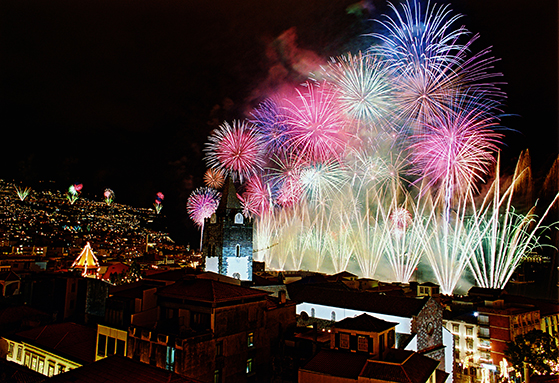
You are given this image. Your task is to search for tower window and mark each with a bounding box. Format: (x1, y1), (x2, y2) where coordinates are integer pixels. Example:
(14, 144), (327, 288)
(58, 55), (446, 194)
(234, 213), (244, 224)
(236, 244), (240, 257)
(210, 214), (217, 224)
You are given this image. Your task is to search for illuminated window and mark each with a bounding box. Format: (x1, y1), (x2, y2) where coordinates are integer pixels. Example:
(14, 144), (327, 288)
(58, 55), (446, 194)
(107, 336), (115, 356)
(210, 214), (217, 224)
(38, 358), (45, 374)
(48, 363), (55, 377)
(235, 213), (244, 224)
(16, 346), (22, 361)
(466, 338), (474, 350)
(116, 339), (126, 356)
(97, 334), (107, 357)
(358, 336), (368, 352)
(214, 369), (222, 383)
(466, 327), (473, 337)
(8, 343), (13, 358)
(165, 347), (175, 372)
(340, 333), (350, 349)
(247, 332), (254, 348)
(246, 358), (253, 374)
(331, 311), (336, 321)
(452, 324), (459, 333)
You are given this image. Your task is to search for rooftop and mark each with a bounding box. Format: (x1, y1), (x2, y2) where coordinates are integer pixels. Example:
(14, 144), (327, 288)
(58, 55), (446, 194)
(14, 322), (96, 364)
(47, 355), (201, 383)
(288, 284), (429, 318)
(335, 313), (398, 333)
(157, 278), (269, 304)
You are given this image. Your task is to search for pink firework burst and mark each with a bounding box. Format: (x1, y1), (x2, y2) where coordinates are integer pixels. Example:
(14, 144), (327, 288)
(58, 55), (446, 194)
(240, 176), (272, 217)
(203, 168), (226, 189)
(409, 99), (503, 199)
(204, 120), (264, 183)
(266, 151), (306, 208)
(281, 81), (351, 163)
(187, 187), (221, 228)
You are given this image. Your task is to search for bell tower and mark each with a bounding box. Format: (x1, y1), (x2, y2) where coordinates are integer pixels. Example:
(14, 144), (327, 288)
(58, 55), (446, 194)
(202, 178), (253, 281)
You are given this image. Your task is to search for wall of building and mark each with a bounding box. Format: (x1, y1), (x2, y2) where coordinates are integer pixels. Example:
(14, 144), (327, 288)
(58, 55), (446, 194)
(3, 338), (80, 377)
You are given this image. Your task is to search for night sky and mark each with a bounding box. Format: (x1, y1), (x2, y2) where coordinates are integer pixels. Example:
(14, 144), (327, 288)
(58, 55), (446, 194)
(1, 0), (557, 245)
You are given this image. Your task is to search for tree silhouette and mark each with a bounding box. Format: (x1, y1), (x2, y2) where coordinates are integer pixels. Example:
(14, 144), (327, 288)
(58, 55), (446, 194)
(504, 329), (559, 379)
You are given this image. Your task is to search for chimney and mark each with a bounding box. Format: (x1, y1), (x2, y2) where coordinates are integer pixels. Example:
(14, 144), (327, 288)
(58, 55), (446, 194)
(279, 290), (286, 304)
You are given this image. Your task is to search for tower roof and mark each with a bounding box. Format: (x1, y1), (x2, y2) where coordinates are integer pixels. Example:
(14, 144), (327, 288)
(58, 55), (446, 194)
(217, 177), (242, 211)
(71, 242), (99, 269)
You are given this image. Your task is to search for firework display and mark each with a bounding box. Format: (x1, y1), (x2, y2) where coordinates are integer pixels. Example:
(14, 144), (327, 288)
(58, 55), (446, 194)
(187, 187), (221, 250)
(189, 0), (558, 295)
(67, 183), (83, 205)
(104, 188), (115, 205)
(14, 185), (31, 201)
(154, 192), (164, 214)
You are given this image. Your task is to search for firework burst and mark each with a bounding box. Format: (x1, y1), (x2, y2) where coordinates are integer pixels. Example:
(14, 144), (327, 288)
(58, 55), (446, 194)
(187, 187), (221, 250)
(104, 189), (115, 205)
(281, 81), (351, 162)
(204, 168), (226, 189)
(14, 185), (31, 201)
(205, 120), (264, 183)
(322, 52), (393, 132)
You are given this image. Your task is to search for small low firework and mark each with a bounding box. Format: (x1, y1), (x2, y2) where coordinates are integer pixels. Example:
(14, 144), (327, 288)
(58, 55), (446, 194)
(14, 185), (31, 201)
(67, 183), (82, 205)
(154, 192), (164, 214)
(104, 188), (115, 205)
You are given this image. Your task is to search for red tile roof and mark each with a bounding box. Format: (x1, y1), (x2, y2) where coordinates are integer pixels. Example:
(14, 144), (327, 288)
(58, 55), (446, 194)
(48, 355), (201, 383)
(360, 349), (441, 383)
(157, 278), (269, 303)
(15, 322), (96, 364)
(300, 349), (369, 379)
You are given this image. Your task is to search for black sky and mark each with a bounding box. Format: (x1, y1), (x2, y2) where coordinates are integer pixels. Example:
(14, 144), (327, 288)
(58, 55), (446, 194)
(1, 0), (557, 245)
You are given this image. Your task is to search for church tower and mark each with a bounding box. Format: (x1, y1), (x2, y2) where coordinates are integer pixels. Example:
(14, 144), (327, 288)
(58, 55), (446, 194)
(202, 178), (253, 281)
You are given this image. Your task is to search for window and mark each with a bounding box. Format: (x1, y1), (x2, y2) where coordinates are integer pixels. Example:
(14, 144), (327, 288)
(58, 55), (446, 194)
(48, 363), (55, 377)
(31, 355), (37, 371)
(107, 337), (116, 356)
(340, 333), (350, 349)
(116, 339), (126, 356)
(16, 346), (22, 361)
(247, 332), (254, 348)
(452, 324), (459, 333)
(358, 336), (368, 352)
(216, 341), (223, 357)
(311, 308), (315, 318)
(454, 334), (460, 348)
(210, 214), (217, 224)
(236, 244), (241, 257)
(246, 358), (253, 374)
(214, 369), (222, 383)
(97, 334), (107, 357)
(466, 338), (474, 350)
(235, 213), (244, 224)
(8, 343), (13, 358)
(466, 327), (473, 337)
(24, 353), (30, 367)
(38, 358), (45, 374)
(331, 311), (336, 321)
(165, 347), (175, 372)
